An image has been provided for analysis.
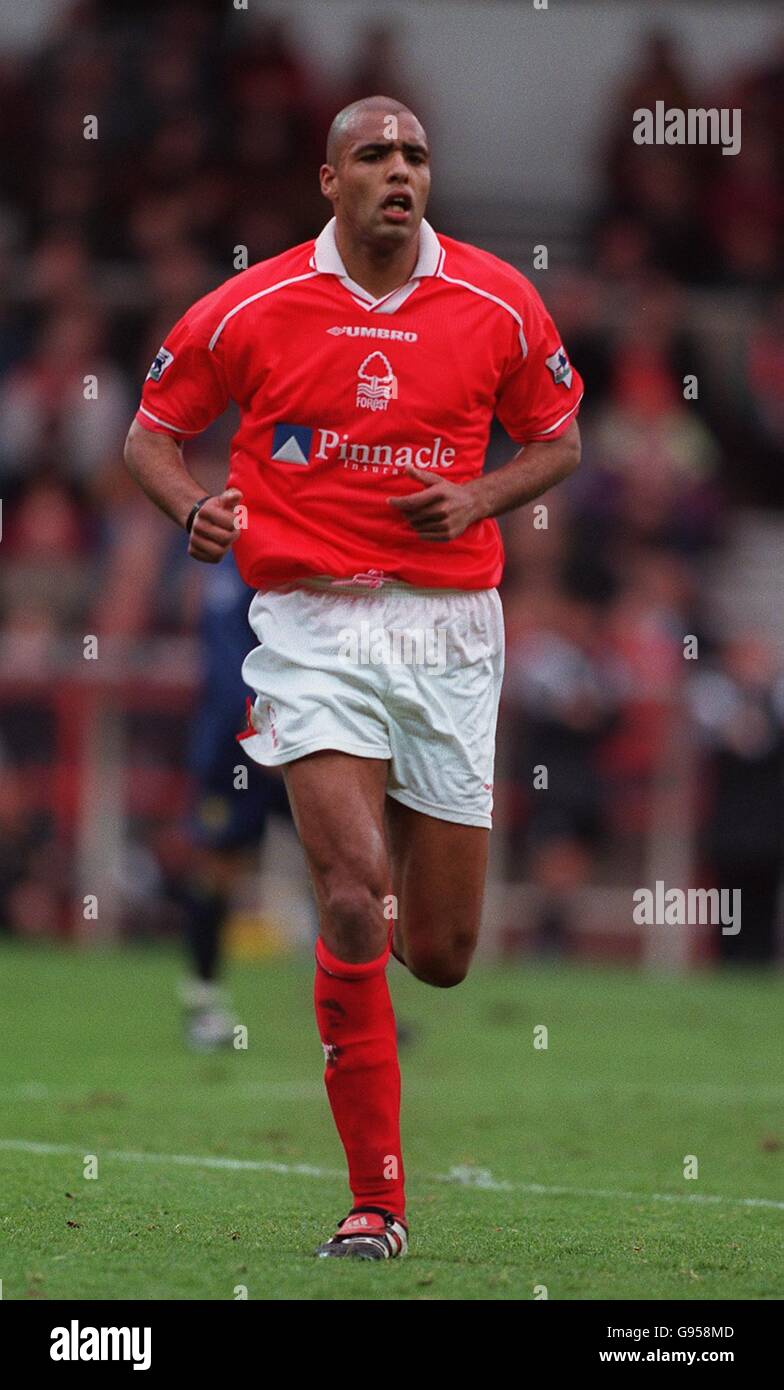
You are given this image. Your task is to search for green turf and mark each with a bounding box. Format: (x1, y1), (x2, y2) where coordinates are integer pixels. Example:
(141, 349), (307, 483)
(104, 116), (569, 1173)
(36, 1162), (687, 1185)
(0, 943), (782, 1300)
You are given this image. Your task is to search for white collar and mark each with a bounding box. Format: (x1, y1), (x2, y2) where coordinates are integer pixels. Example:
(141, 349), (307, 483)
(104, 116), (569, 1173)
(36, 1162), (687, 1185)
(310, 217), (444, 313)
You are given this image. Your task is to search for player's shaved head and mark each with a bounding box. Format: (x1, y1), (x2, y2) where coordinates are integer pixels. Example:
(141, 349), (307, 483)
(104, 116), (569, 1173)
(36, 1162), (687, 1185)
(326, 95), (425, 166)
(320, 95), (431, 263)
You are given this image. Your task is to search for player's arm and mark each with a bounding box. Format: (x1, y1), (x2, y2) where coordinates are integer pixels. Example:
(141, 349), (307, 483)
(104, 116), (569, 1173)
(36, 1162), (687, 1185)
(472, 418), (581, 518)
(123, 420), (241, 563)
(393, 280), (583, 542)
(390, 420), (580, 541)
(125, 303), (241, 562)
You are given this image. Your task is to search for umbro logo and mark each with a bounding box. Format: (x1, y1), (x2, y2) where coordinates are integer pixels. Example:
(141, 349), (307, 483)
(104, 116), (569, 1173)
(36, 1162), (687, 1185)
(327, 326), (417, 342)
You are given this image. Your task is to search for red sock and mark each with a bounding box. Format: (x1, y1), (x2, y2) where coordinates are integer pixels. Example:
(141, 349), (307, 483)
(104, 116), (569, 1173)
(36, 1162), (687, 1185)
(314, 936), (405, 1220)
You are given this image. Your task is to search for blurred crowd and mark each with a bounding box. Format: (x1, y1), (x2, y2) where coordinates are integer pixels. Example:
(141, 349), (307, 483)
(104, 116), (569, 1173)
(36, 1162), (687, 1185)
(0, 3), (781, 960)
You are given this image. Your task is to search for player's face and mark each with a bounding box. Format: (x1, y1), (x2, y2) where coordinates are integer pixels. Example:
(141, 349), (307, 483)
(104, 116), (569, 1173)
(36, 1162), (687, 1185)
(321, 111), (431, 248)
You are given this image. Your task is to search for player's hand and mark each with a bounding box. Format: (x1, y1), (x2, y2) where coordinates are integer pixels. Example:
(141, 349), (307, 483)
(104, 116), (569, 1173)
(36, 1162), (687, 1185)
(389, 464), (484, 541)
(187, 488), (243, 563)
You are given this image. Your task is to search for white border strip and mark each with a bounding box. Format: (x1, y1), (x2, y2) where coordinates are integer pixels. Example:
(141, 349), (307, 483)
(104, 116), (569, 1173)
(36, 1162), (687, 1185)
(437, 269), (528, 357)
(526, 393), (584, 439)
(208, 272), (320, 350)
(137, 405), (201, 435)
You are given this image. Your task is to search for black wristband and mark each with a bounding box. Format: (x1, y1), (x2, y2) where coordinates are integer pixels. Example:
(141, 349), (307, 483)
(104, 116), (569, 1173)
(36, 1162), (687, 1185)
(184, 495), (212, 534)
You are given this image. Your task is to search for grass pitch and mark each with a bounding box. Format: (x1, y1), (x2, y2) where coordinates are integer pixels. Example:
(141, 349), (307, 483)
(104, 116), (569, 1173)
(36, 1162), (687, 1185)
(0, 943), (782, 1300)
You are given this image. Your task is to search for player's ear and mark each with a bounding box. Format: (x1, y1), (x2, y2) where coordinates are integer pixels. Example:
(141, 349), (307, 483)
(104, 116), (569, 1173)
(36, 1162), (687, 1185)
(319, 163), (338, 202)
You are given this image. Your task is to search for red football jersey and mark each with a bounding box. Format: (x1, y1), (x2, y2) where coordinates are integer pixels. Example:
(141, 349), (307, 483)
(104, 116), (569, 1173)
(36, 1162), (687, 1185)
(136, 219), (583, 590)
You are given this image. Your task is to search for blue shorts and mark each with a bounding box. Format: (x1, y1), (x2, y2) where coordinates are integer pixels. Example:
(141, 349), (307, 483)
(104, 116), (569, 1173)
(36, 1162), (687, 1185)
(188, 705), (290, 851)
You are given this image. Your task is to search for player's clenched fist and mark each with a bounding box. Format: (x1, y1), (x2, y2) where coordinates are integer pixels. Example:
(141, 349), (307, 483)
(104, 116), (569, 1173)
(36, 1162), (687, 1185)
(187, 488), (244, 563)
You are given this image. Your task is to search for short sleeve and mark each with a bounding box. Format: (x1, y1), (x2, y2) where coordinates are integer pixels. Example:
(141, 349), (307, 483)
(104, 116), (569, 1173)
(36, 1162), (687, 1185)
(135, 313), (230, 440)
(495, 283), (584, 444)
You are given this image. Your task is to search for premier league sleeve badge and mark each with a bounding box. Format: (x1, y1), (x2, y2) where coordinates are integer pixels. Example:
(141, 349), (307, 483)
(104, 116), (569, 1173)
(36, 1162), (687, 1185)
(545, 346), (573, 389)
(146, 346), (175, 382)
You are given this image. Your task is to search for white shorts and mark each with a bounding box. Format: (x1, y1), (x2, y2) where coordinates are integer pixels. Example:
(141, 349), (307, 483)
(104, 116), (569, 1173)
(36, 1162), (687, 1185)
(239, 582), (505, 828)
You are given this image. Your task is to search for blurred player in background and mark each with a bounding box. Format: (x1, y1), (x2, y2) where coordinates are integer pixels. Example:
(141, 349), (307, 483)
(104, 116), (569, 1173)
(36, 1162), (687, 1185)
(175, 555), (290, 1050)
(689, 636), (784, 965)
(124, 97), (582, 1260)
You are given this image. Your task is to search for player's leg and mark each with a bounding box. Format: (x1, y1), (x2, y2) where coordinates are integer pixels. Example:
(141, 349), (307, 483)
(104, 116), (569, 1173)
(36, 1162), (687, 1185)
(284, 750), (391, 963)
(386, 798), (488, 986)
(283, 750), (407, 1258)
(177, 843), (241, 1050)
(177, 756), (287, 1050)
(381, 586), (503, 982)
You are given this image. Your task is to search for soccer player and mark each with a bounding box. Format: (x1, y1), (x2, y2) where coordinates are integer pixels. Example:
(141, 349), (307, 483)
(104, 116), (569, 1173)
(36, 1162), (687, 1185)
(123, 96), (583, 1260)
(175, 553), (290, 1051)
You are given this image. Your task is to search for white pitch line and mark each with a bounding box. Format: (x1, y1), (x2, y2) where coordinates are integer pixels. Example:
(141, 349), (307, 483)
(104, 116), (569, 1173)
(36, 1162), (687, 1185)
(522, 1081), (784, 1103)
(443, 1166), (784, 1209)
(3, 1080), (783, 1104)
(1, 1139), (783, 1212)
(0, 1139), (343, 1179)
(0, 1081), (326, 1103)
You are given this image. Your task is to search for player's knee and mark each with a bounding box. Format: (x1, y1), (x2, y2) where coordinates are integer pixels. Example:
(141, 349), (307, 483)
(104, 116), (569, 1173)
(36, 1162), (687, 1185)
(409, 952), (470, 989)
(408, 931), (477, 988)
(322, 879), (387, 956)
